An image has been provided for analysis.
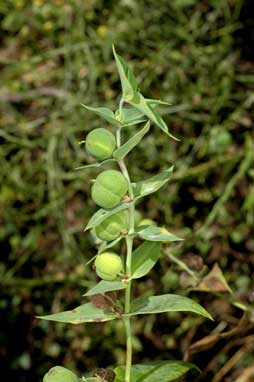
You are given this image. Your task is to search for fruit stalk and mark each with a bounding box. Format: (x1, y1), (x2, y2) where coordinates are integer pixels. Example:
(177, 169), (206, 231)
(116, 126), (135, 382)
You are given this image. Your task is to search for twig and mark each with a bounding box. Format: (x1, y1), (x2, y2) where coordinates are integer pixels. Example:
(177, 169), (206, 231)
(212, 336), (254, 382)
(166, 251), (199, 281)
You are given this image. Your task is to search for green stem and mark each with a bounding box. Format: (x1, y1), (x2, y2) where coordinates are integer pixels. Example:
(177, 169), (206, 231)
(116, 126), (135, 382)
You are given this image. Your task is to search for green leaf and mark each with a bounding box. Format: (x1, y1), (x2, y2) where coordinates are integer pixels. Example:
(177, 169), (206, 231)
(85, 203), (131, 231)
(98, 237), (122, 254)
(114, 361), (199, 382)
(146, 98), (171, 106)
(82, 104), (120, 127)
(137, 226), (183, 242)
(81, 378), (100, 382)
(113, 121), (150, 160)
(113, 46), (138, 98)
(75, 159), (116, 170)
(132, 166), (174, 200)
(83, 280), (126, 297)
(129, 92), (178, 140)
(126, 294), (212, 320)
(115, 107), (147, 127)
(131, 241), (161, 279)
(37, 303), (117, 324)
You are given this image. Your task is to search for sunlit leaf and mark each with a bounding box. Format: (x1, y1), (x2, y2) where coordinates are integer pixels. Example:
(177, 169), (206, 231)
(137, 226), (183, 242)
(131, 241), (161, 279)
(113, 122), (150, 160)
(132, 166), (174, 199)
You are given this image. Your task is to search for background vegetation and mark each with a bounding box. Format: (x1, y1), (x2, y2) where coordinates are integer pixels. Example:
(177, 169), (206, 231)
(0, 0), (253, 381)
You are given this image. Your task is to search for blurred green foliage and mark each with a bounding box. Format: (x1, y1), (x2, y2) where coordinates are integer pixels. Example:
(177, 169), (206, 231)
(0, 0), (253, 381)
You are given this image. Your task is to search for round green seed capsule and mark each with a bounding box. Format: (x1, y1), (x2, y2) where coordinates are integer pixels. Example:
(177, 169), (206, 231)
(91, 170), (128, 209)
(95, 210), (129, 241)
(43, 366), (78, 382)
(94, 252), (122, 281)
(85, 128), (116, 160)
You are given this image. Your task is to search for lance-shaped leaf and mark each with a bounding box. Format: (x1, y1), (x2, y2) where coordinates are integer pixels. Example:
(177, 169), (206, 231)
(82, 104), (120, 127)
(132, 165), (174, 200)
(37, 303), (117, 324)
(131, 241), (161, 279)
(75, 159), (116, 170)
(146, 98), (171, 106)
(113, 46), (138, 98)
(137, 226), (183, 242)
(126, 294), (212, 319)
(113, 122), (150, 160)
(128, 92), (178, 140)
(85, 202), (131, 231)
(98, 237), (122, 254)
(114, 361), (199, 382)
(115, 108), (147, 127)
(84, 280), (126, 297)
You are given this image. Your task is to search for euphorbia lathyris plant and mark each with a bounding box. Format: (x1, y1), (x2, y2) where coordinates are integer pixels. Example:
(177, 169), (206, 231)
(39, 47), (212, 382)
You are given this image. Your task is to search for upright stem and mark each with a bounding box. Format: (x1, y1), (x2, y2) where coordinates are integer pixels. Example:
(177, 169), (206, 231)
(116, 125), (135, 382)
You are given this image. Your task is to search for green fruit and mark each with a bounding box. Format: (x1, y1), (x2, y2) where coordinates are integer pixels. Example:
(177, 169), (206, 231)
(86, 128), (116, 160)
(95, 210), (129, 241)
(43, 366), (78, 382)
(138, 218), (156, 227)
(95, 252), (122, 280)
(91, 170), (128, 209)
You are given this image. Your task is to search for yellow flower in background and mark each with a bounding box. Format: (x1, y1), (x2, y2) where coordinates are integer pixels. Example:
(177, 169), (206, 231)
(43, 21), (53, 31)
(33, 0), (43, 6)
(15, 0), (25, 8)
(97, 25), (108, 38)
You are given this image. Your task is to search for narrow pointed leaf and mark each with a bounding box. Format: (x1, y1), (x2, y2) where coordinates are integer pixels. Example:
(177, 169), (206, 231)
(37, 303), (117, 324)
(129, 92), (178, 140)
(85, 202), (131, 231)
(115, 107), (147, 127)
(146, 98), (171, 106)
(114, 361), (199, 382)
(132, 166), (174, 200)
(84, 280), (126, 297)
(113, 122), (150, 160)
(98, 237), (122, 254)
(132, 241), (161, 279)
(75, 159), (116, 170)
(137, 226), (183, 242)
(82, 104), (120, 127)
(126, 294), (212, 319)
(113, 46), (138, 98)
